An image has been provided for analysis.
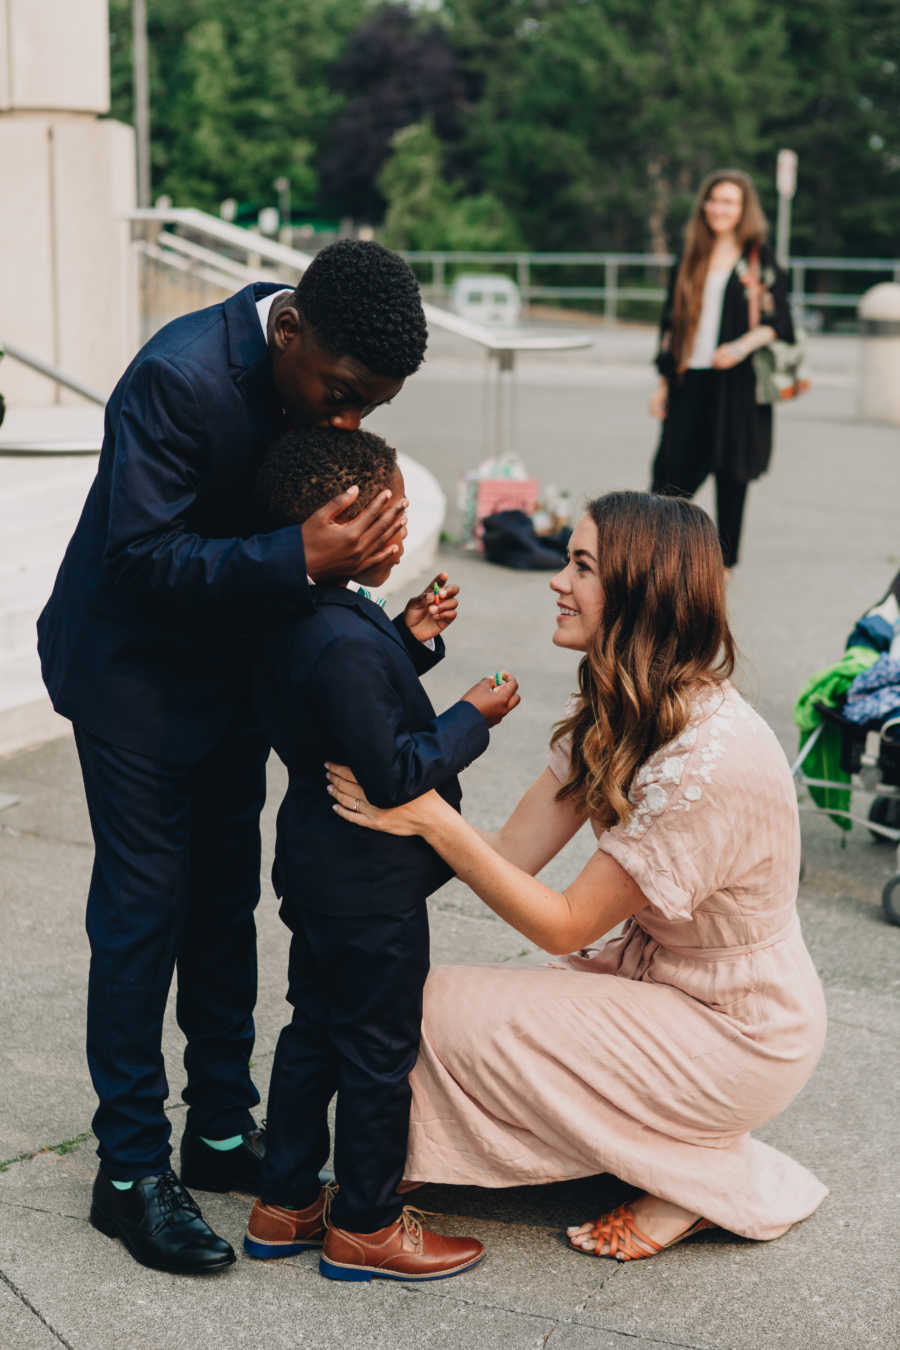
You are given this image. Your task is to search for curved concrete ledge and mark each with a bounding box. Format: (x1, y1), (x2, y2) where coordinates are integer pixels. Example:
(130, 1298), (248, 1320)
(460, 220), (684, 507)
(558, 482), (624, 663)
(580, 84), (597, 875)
(381, 452), (446, 598)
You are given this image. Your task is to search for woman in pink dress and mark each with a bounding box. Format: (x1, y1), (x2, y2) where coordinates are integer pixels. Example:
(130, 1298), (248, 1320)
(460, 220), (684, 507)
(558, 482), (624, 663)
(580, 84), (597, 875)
(326, 491), (827, 1262)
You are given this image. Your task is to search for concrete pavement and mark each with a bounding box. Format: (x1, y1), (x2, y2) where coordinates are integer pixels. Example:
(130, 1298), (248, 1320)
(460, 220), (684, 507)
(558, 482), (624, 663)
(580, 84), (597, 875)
(1, 332), (899, 1349)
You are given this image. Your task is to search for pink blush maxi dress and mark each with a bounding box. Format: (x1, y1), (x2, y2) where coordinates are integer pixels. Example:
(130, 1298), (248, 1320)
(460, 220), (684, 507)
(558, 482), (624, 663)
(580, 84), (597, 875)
(405, 682), (828, 1240)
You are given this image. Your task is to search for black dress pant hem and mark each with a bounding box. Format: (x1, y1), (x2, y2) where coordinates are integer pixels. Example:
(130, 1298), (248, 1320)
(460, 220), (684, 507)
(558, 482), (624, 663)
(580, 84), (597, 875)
(260, 900), (429, 1234)
(74, 725), (267, 1173)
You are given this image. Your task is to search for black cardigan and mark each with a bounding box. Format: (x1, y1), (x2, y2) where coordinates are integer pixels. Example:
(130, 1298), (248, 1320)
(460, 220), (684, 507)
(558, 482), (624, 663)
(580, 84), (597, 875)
(654, 243), (794, 483)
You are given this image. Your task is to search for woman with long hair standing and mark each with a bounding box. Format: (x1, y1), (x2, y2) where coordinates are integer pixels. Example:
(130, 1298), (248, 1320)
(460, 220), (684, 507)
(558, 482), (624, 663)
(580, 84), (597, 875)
(327, 492), (827, 1262)
(650, 169), (794, 571)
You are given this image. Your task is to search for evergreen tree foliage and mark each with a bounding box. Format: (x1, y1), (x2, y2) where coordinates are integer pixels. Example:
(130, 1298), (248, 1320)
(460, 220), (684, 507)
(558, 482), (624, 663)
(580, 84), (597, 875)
(107, 0), (900, 255)
(378, 122), (523, 251)
(316, 4), (467, 224)
(108, 0), (368, 213)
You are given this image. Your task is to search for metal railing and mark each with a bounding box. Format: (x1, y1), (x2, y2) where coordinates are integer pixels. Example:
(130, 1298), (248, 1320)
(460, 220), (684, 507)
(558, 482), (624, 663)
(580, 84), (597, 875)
(1, 340), (106, 407)
(401, 250), (900, 324)
(128, 210), (595, 355)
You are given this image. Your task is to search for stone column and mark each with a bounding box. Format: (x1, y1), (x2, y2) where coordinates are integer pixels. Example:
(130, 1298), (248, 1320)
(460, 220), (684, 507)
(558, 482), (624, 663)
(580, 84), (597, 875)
(0, 0), (137, 404)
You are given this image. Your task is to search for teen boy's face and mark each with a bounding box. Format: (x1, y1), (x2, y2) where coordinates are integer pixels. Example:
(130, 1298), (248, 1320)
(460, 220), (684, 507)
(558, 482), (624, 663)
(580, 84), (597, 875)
(354, 466), (406, 589)
(270, 307), (403, 431)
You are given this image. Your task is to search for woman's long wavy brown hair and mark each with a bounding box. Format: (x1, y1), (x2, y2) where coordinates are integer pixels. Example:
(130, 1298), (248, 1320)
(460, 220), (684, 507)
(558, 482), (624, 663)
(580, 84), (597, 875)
(551, 492), (735, 829)
(671, 169), (768, 372)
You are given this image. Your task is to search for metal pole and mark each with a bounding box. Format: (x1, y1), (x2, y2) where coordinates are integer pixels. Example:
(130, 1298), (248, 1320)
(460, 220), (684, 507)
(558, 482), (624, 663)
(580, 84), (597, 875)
(517, 254), (529, 306)
(274, 177), (291, 243)
(605, 261), (618, 325)
(775, 149), (798, 270)
(776, 193), (792, 270)
(792, 263), (805, 323)
(132, 0), (151, 207)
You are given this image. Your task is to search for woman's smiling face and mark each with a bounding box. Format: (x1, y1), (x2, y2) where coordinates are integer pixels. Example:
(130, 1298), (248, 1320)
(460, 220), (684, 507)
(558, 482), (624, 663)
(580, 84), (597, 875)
(702, 180), (744, 237)
(550, 513), (604, 652)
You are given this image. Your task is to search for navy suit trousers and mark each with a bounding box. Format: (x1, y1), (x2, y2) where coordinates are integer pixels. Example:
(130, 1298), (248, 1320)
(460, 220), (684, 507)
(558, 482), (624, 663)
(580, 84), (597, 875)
(74, 725), (268, 1177)
(260, 901), (430, 1233)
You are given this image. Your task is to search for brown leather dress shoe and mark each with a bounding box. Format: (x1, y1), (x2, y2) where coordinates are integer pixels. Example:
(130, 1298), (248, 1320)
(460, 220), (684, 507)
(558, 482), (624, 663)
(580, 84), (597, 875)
(243, 1184), (333, 1260)
(319, 1206), (485, 1283)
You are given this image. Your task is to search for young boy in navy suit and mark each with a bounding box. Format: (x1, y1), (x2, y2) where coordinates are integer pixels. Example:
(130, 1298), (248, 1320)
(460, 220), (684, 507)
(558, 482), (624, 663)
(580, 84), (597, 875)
(244, 426), (520, 1282)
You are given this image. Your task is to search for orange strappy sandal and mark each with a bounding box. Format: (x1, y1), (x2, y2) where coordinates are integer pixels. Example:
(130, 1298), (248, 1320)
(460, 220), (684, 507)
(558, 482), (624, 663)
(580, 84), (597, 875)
(567, 1202), (713, 1262)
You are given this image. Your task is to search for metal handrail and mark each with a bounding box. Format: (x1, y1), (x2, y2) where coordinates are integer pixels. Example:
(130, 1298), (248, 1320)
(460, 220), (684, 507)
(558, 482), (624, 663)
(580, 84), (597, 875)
(128, 208), (594, 356)
(137, 240), (249, 293)
(155, 231), (261, 284)
(402, 249), (900, 269)
(399, 248), (900, 324)
(0, 437), (102, 456)
(1, 340), (106, 405)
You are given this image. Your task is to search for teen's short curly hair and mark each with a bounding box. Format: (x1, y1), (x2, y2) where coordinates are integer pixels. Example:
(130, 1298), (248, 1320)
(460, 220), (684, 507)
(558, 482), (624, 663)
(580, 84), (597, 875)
(293, 240), (427, 378)
(255, 425), (398, 530)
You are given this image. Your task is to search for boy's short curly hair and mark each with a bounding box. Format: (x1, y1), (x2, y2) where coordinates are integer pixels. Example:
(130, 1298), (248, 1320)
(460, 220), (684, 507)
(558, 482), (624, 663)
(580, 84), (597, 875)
(293, 240), (427, 379)
(255, 426), (398, 530)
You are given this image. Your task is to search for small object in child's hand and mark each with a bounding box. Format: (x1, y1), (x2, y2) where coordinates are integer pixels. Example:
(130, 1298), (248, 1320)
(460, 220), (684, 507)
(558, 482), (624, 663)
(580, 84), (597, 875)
(433, 581), (441, 598)
(494, 671), (503, 688)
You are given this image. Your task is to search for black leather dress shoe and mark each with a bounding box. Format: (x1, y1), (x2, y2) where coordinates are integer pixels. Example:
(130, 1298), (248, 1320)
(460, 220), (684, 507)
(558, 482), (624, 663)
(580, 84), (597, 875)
(179, 1127), (265, 1195)
(90, 1169), (235, 1275)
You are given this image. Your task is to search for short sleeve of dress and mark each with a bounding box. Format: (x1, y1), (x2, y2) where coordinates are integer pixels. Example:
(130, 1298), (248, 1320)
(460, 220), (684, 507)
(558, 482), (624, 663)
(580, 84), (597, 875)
(596, 689), (742, 922)
(548, 697), (578, 784)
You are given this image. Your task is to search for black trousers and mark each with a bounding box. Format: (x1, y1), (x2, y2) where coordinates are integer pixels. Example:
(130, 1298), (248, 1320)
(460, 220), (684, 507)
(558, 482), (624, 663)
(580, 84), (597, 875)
(74, 724), (268, 1178)
(651, 369), (749, 568)
(260, 901), (430, 1234)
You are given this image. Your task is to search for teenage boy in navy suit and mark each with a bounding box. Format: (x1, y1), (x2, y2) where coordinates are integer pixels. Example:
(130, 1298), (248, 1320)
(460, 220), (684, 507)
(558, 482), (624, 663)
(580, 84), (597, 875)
(37, 243), (431, 1274)
(243, 426), (520, 1282)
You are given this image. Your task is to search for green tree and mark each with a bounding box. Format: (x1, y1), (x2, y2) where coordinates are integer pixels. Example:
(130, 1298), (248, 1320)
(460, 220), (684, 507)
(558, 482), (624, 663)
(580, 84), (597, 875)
(107, 0), (900, 258)
(378, 121), (523, 251)
(774, 0), (900, 256)
(108, 0), (368, 212)
(442, 0), (794, 252)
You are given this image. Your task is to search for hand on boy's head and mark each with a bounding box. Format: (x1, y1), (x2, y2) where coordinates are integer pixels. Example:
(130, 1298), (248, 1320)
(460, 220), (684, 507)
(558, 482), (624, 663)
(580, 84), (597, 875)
(302, 484), (408, 583)
(404, 572), (460, 643)
(461, 672), (520, 728)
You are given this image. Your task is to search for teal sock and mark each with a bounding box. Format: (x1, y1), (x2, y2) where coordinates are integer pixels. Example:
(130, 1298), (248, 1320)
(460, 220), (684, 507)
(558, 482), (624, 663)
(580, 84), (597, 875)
(111, 1179), (134, 1191)
(198, 1134), (244, 1151)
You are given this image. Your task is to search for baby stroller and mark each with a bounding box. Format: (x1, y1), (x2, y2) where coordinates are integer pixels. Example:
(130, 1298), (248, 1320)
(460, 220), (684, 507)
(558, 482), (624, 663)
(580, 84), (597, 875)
(792, 571), (900, 927)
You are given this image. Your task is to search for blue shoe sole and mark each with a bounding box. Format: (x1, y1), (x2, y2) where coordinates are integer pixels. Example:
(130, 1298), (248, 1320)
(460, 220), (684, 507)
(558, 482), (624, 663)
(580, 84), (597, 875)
(318, 1252), (484, 1283)
(243, 1235), (321, 1260)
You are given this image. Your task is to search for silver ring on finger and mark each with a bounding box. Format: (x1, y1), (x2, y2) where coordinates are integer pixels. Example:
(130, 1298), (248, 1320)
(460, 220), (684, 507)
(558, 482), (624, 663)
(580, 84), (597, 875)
(353, 798), (360, 812)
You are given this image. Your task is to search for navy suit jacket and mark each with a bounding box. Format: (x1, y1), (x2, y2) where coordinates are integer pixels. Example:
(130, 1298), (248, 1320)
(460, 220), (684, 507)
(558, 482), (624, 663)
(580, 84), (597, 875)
(255, 586), (490, 914)
(37, 282), (436, 764)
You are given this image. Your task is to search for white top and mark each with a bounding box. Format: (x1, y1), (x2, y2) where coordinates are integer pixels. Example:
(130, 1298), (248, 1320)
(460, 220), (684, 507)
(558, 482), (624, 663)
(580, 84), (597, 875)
(687, 267), (730, 369)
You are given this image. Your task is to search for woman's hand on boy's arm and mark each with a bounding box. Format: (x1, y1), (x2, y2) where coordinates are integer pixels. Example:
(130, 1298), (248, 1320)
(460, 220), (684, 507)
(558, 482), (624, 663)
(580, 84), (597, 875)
(403, 572), (459, 642)
(326, 763), (646, 953)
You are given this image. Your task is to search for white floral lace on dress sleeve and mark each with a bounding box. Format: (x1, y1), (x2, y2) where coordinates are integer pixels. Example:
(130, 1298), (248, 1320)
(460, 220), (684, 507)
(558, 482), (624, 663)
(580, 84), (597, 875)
(596, 687), (744, 921)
